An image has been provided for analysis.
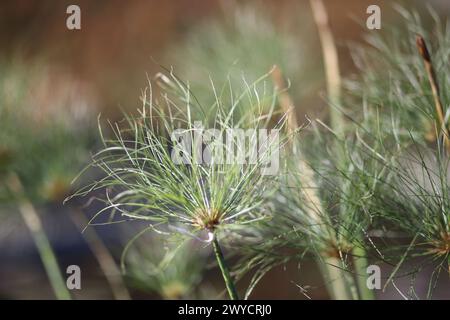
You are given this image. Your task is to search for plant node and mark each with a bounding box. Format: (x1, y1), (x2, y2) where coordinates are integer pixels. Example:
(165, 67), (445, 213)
(429, 232), (450, 256)
(193, 208), (222, 231)
(322, 241), (353, 259)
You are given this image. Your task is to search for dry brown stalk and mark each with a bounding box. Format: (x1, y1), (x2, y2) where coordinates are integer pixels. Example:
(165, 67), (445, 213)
(270, 65), (298, 133)
(416, 35), (450, 152)
(270, 65), (352, 299)
(309, 0), (344, 136)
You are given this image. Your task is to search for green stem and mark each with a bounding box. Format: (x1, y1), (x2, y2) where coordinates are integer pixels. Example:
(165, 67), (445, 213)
(320, 257), (356, 300)
(352, 246), (375, 300)
(9, 174), (71, 300)
(212, 236), (239, 300)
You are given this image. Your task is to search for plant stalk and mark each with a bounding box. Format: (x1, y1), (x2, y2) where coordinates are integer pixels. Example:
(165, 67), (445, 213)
(70, 208), (131, 300)
(310, 0), (373, 300)
(271, 66), (355, 300)
(8, 174), (71, 300)
(309, 0), (345, 137)
(212, 235), (239, 300)
(352, 246), (375, 300)
(320, 257), (355, 300)
(271, 65), (298, 134)
(416, 35), (450, 152)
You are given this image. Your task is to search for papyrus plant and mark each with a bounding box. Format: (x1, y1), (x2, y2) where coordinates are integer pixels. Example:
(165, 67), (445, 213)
(165, 1), (364, 300)
(229, 0), (374, 300)
(339, 7), (450, 298)
(68, 72), (293, 299)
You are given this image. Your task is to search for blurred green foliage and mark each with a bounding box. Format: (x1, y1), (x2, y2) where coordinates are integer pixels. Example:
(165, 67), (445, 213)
(0, 58), (96, 203)
(166, 4), (320, 124)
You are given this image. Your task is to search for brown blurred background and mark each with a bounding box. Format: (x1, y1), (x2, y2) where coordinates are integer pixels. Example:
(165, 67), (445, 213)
(0, 0), (397, 114)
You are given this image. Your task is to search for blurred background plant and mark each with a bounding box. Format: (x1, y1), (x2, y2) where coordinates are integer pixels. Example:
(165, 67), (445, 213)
(335, 7), (450, 298)
(0, 57), (98, 299)
(165, 2), (321, 125)
(345, 6), (450, 145)
(124, 232), (212, 299)
(0, 58), (95, 203)
(228, 2), (450, 300)
(226, 0), (373, 300)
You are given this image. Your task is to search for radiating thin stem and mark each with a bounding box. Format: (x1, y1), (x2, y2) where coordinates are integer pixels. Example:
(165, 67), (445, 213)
(212, 235), (239, 300)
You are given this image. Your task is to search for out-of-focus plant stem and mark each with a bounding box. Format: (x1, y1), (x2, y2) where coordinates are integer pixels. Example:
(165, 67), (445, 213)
(7, 173), (71, 300)
(310, 0), (373, 300)
(353, 245), (375, 300)
(309, 0), (344, 136)
(416, 35), (450, 153)
(70, 209), (131, 300)
(272, 64), (355, 300)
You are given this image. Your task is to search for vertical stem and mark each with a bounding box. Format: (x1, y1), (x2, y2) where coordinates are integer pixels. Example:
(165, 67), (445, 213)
(310, 0), (372, 300)
(8, 174), (71, 300)
(212, 236), (239, 300)
(352, 246), (375, 300)
(320, 257), (356, 300)
(70, 209), (131, 300)
(416, 35), (450, 153)
(271, 65), (355, 299)
(271, 65), (298, 134)
(309, 0), (345, 137)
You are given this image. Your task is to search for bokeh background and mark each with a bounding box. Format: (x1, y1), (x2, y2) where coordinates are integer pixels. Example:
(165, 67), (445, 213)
(1, 0), (449, 299)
